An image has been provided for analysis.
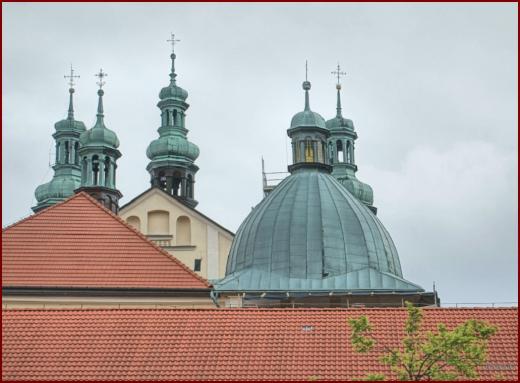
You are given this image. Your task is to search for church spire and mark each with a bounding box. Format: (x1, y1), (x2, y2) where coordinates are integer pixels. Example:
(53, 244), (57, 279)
(303, 60), (311, 111)
(331, 63), (346, 118)
(64, 65), (80, 120)
(94, 68), (107, 125)
(167, 33), (180, 85)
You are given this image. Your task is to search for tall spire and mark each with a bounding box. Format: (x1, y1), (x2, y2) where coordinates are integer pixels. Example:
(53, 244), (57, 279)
(64, 65), (80, 120)
(167, 33), (180, 85)
(94, 68), (108, 123)
(303, 60), (311, 111)
(331, 63), (346, 118)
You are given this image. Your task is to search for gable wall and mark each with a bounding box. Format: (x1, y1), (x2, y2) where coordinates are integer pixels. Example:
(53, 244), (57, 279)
(120, 190), (233, 280)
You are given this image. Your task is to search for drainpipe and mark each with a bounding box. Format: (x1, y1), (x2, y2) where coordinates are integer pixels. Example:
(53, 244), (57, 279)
(210, 290), (220, 308)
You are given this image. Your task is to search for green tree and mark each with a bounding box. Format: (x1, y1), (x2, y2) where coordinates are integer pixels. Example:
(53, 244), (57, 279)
(348, 302), (497, 381)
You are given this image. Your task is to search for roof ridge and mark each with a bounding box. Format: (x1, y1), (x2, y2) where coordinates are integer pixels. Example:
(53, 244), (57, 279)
(3, 307), (518, 313)
(2, 192), (87, 232)
(76, 192), (211, 288)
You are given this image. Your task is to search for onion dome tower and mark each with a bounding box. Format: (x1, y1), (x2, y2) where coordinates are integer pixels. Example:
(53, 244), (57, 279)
(33, 67), (87, 213)
(146, 34), (199, 208)
(214, 64), (433, 307)
(75, 69), (122, 213)
(326, 64), (375, 213)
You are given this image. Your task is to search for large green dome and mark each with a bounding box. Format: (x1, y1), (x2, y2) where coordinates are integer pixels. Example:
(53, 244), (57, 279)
(216, 168), (422, 292)
(146, 135), (199, 161)
(79, 125), (119, 148)
(326, 115), (354, 131)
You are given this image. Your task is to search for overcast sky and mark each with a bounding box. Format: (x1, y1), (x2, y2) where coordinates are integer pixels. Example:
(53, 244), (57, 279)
(2, 3), (517, 305)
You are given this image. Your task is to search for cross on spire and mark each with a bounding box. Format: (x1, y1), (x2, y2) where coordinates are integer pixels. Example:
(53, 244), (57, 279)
(64, 65), (80, 89)
(167, 33), (180, 53)
(95, 68), (108, 89)
(331, 63), (347, 85)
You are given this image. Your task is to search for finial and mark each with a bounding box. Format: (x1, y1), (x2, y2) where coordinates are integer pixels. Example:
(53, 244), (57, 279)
(95, 68), (108, 90)
(64, 64), (80, 120)
(331, 63), (346, 90)
(331, 63), (346, 118)
(302, 60), (311, 111)
(94, 69), (107, 121)
(167, 33), (180, 85)
(167, 33), (180, 54)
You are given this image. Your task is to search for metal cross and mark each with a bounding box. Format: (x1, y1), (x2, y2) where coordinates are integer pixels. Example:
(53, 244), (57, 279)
(331, 63), (347, 85)
(95, 68), (108, 89)
(167, 33), (180, 53)
(64, 65), (80, 88)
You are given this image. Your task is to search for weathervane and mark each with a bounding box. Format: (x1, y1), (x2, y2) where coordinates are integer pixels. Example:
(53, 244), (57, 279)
(64, 65), (80, 89)
(167, 33), (180, 53)
(331, 63), (346, 87)
(95, 68), (108, 89)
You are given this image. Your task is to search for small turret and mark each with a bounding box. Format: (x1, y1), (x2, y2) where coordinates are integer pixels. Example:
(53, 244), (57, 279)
(326, 64), (375, 213)
(33, 66), (86, 212)
(75, 68), (122, 213)
(287, 61), (331, 174)
(146, 34), (199, 208)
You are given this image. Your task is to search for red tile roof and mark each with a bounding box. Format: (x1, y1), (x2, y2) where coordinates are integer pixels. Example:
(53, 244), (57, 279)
(2, 192), (210, 290)
(2, 307), (517, 381)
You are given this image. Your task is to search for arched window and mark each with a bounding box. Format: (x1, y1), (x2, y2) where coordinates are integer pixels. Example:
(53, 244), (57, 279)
(304, 139), (314, 162)
(346, 141), (351, 163)
(74, 142), (79, 165)
(56, 142), (61, 164)
(81, 157), (87, 182)
(176, 216), (191, 245)
(64, 141), (70, 164)
(336, 140), (344, 163)
(187, 175), (193, 198)
(172, 171), (182, 196)
(104, 157), (110, 186)
(173, 109), (177, 125)
(92, 155), (100, 185)
(147, 210), (170, 235)
(165, 110), (170, 126)
(126, 216), (141, 231)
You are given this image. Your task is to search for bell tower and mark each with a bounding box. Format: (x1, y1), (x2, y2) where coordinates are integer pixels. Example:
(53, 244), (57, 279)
(76, 69), (122, 213)
(146, 34), (199, 208)
(33, 66), (86, 212)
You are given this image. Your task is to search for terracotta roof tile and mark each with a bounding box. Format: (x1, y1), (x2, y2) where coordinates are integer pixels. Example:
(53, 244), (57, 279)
(2, 307), (517, 380)
(2, 192), (210, 290)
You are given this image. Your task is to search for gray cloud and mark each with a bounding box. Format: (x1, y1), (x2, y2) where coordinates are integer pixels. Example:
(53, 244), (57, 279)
(2, 3), (517, 303)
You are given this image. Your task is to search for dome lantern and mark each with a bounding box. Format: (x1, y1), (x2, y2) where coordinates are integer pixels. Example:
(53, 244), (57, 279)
(287, 61), (331, 174)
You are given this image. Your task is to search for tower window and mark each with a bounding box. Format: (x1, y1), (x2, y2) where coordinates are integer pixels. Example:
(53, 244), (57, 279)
(165, 111), (170, 126)
(104, 157), (110, 186)
(187, 174), (193, 199)
(64, 141), (70, 164)
(74, 142), (79, 165)
(92, 155), (100, 185)
(346, 141), (351, 163)
(173, 109), (177, 125)
(336, 140), (344, 163)
(81, 157), (87, 182)
(304, 139), (314, 162)
(158, 171), (167, 189)
(194, 259), (202, 272)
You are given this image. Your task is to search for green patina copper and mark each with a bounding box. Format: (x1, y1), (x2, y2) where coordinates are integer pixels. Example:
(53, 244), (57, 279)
(146, 41), (199, 207)
(326, 77), (375, 209)
(215, 72), (422, 294)
(33, 84), (86, 213)
(76, 72), (122, 213)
